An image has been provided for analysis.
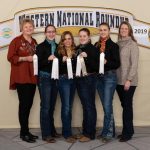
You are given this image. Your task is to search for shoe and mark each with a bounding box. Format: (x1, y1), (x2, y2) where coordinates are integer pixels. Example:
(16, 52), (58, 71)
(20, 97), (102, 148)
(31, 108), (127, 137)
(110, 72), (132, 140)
(28, 132), (39, 139)
(20, 132), (38, 140)
(117, 134), (122, 139)
(101, 137), (112, 143)
(52, 133), (61, 138)
(119, 136), (132, 142)
(79, 136), (91, 142)
(73, 134), (84, 139)
(65, 136), (76, 143)
(97, 134), (103, 139)
(43, 136), (56, 143)
(20, 135), (36, 143)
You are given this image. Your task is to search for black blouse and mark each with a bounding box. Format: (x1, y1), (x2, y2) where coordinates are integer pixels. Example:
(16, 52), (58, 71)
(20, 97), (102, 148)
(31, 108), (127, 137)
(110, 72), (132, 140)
(36, 40), (58, 73)
(76, 42), (99, 73)
(95, 38), (120, 72)
(56, 51), (76, 76)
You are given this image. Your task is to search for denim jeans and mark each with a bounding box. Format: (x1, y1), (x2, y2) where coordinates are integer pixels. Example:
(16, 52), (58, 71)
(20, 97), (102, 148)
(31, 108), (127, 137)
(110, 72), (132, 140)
(76, 74), (97, 139)
(38, 71), (58, 138)
(116, 85), (136, 138)
(96, 71), (117, 138)
(58, 75), (76, 138)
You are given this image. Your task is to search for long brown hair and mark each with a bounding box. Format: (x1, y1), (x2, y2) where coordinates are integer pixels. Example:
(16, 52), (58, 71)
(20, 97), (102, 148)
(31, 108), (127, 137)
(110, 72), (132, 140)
(118, 21), (137, 42)
(58, 31), (76, 57)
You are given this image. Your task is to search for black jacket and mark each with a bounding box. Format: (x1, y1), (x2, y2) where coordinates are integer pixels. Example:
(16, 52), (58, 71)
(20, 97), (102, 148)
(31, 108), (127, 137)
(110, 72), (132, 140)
(36, 40), (58, 73)
(95, 38), (120, 72)
(76, 42), (99, 73)
(56, 51), (76, 75)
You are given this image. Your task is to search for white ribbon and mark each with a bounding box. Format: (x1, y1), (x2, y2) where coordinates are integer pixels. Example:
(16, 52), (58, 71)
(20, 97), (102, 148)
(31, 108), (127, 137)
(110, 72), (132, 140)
(76, 55), (87, 77)
(80, 57), (87, 76)
(99, 52), (105, 74)
(67, 58), (73, 79)
(51, 58), (59, 79)
(33, 54), (38, 75)
(76, 56), (82, 76)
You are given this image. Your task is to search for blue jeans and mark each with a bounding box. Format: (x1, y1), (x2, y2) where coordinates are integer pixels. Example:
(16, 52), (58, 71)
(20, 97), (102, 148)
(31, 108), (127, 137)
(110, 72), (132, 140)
(38, 71), (58, 138)
(76, 74), (97, 139)
(58, 75), (76, 138)
(96, 71), (117, 138)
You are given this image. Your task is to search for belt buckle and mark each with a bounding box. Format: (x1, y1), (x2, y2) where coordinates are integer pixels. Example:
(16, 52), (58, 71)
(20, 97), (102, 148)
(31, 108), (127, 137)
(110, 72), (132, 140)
(99, 73), (104, 77)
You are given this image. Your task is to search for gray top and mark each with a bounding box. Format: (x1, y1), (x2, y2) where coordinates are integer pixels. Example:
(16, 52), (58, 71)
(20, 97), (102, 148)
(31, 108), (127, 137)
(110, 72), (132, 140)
(116, 37), (139, 86)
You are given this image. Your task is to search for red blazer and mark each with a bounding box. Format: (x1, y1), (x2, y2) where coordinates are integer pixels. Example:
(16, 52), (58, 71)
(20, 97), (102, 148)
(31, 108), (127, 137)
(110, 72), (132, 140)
(7, 34), (37, 90)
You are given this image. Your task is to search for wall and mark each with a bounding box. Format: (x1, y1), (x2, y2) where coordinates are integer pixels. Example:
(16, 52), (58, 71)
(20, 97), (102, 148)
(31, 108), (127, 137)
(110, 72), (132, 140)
(0, 0), (150, 128)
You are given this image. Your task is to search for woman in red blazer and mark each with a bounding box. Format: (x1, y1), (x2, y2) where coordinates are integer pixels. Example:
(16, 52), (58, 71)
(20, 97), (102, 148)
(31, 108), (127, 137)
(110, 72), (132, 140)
(7, 18), (38, 143)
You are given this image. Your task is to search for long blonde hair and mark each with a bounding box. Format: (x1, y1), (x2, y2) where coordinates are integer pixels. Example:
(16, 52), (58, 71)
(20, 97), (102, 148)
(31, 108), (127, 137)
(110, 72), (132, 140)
(118, 21), (137, 42)
(58, 31), (76, 57)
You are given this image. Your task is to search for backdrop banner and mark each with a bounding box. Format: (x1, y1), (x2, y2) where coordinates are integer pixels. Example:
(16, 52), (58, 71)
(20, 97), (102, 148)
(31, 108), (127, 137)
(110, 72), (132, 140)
(0, 7), (150, 48)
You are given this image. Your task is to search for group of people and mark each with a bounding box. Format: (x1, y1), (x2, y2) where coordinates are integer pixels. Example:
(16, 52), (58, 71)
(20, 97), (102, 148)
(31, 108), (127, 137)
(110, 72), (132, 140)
(7, 18), (139, 144)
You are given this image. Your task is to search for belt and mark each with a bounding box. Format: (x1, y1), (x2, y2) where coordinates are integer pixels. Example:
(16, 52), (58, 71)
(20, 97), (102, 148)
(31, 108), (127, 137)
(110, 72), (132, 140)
(76, 72), (96, 78)
(105, 70), (116, 74)
(98, 70), (116, 77)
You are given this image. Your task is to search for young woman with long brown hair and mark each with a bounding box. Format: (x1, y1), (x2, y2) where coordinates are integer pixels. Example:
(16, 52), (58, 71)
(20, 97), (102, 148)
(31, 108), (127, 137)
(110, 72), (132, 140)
(57, 31), (76, 143)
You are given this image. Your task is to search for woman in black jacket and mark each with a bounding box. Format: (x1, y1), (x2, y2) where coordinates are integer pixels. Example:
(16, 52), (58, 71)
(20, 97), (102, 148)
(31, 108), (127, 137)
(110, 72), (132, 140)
(36, 24), (60, 143)
(76, 28), (99, 142)
(57, 31), (76, 143)
(95, 23), (120, 143)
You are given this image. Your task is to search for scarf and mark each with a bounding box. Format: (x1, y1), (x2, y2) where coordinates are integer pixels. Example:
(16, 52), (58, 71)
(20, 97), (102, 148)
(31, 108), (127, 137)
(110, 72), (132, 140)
(99, 37), (108, 52)
(46, 39), (56, 55)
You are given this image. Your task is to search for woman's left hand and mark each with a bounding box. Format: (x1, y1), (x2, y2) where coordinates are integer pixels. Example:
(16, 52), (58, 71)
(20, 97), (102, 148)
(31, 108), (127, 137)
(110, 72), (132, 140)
(26, 56), (33, 62)
(48, 55), (55, 61)
(63, 56), (67, 62)
(80, 52), (87, 58)
(124, 80), (131, 91)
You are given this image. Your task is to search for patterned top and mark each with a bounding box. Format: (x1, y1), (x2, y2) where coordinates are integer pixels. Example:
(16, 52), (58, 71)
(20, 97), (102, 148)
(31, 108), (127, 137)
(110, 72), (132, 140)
(7, 34), (37, 89)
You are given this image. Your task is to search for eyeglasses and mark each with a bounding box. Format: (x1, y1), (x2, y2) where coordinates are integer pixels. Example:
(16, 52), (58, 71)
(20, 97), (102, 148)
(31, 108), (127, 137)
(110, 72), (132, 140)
(46, 31), (56, 34)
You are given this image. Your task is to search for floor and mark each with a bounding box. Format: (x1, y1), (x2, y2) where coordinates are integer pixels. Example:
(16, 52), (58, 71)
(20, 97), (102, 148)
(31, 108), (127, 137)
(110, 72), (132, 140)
(0, 127), (150, 150)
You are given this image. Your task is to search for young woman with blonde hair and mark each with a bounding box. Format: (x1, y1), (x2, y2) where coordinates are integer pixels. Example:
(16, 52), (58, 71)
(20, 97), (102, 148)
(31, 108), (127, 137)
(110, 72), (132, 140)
(95, 22), (120, 143)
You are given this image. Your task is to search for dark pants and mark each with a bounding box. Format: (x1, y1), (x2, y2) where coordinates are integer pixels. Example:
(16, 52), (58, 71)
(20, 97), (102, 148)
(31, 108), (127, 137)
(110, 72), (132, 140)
(16, 83), (36, 136)
(116, 85), (136, 138)
(58, 75), (76, 138)
(38, 71), (58, 138)
(76, 74), (97, 139)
